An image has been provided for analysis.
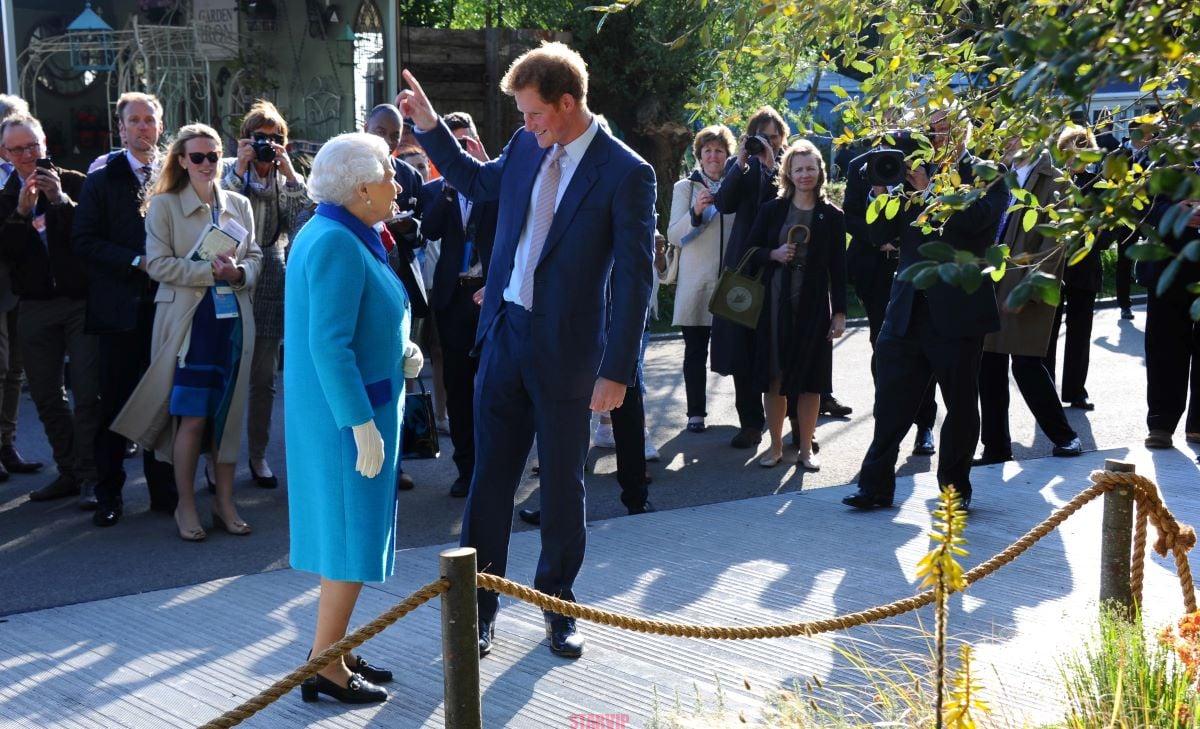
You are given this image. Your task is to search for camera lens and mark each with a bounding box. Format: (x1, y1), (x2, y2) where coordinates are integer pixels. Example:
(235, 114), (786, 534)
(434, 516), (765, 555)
(745, 136), (765, 156)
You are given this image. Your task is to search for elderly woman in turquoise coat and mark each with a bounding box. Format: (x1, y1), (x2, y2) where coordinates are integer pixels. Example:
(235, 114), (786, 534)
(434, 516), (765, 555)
(284, 132), (422, 705)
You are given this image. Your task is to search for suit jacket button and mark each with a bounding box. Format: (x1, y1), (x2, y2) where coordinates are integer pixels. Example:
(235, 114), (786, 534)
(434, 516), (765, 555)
(195, 290), (203, 298)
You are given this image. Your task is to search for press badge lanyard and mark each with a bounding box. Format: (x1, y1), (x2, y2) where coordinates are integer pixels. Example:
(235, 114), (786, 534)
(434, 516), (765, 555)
(210, 198), (240, 320)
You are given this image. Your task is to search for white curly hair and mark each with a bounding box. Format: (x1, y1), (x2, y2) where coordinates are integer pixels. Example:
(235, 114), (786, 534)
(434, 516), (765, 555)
(308, 132), (394, 206)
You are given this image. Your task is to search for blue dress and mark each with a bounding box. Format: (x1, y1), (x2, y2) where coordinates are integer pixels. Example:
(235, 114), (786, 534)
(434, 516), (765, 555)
(284, 205), (410, 583)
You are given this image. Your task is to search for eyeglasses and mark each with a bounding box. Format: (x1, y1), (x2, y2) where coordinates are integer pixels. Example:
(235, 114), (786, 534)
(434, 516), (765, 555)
(3, 142), (41, 158)
(253, 133), (285, 145)
(188, 152), (220, 164)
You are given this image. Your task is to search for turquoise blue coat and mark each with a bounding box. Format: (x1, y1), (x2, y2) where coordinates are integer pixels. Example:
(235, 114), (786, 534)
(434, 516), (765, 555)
(284, 205), (409, 583)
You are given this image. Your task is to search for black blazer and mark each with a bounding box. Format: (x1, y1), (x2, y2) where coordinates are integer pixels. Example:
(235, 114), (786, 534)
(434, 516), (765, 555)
(72, 151), (158, 333)
(419, 177), (497, 311)
(744, 197), (847, 395)
(1062, 170), (1104, 293)
(876, 154), (1008, 339)
(385, 156), (430, 317)
(0, 165), (88, 301)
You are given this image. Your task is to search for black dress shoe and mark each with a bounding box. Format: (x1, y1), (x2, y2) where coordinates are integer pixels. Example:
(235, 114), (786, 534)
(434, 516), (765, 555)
(546, 617), (584, 658)
(300, 673), (387, 704)
(248, 461), (278, 489)
(842, 491), (894, 510)
(730, 428), (763, 449)
(345, 655), (393, 684)
(397, 472), (414, 491)
(449, 477), (470, 498)
(972, 452), (1012, 467)
(1052, 437), (1083, 457)
(518, 508), (541, 526)
(28, 474), (79, 501)
(123, 441), (138, 460)
(1121, 307), (1134, 320)
(819, 396), (853, 418)
(959, 494), (973, 512)
(478, 620), (495, 657)
(1, 445), (43, 474)
(686, 420), (705, 433)
(92, 503), (122, 527)
(1068, 399), (1095, 411)
(912, 428), (936, 456)
(628, 501), (656, 516)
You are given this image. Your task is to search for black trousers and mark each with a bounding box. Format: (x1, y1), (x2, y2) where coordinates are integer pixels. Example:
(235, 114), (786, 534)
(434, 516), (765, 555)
(1116, 236), (1134, 309)
(680, 325), (711, 418)
(1145, 287), (1200, 434)
(1045, 284), (1096, 402)
(609, 379), (648, 512)
(858, 298), (983, 500)
(979, 351), (1077, 456)
(436, 285), (482, 482)
(733, 370), (765, 432)
(93, 301), (176, 510)
(856, 257), (937, 431)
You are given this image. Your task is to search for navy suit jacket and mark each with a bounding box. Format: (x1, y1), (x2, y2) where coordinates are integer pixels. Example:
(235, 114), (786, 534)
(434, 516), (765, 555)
(418, 177), (498, 311)
(416, 119), (656, 398)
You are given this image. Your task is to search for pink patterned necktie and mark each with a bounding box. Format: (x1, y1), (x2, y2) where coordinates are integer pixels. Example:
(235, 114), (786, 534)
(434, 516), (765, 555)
(518, 144), (565, 307)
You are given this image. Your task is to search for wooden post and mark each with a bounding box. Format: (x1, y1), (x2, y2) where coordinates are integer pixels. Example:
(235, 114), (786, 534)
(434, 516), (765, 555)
(441, 547), (482, 729)
(1099, 459), (1136, 616)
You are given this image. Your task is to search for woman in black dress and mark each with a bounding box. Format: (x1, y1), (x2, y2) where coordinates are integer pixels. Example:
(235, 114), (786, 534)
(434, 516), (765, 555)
(744, 140), (847, 470)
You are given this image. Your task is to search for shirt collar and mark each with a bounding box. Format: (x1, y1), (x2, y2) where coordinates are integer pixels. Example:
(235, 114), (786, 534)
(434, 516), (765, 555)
(314, 203), (389, 266)
(124, 149), (152, 175)
(179, 182), (224, 217)
(558, 116), (599, 167)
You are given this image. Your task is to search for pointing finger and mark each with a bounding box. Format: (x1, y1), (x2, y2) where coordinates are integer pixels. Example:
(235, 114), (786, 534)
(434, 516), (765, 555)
(401, 69), (427, 101)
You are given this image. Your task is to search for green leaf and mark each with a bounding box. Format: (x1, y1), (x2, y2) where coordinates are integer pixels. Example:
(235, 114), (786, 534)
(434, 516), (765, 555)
(1068, 243), (1093, 266)
(884, 196), (900, 220)
(1125, 242), (1173, 262)
(985, 244), (1009, 269)
(1157, 258), (1182, 298)
(866, 194), (885, 224)
(938, 262), (961, 286)
(919, 241), (957, 262)
(850, 59), (873, 75)
(1022, 209), (1038, 233)
(1182, 240), (1200, 263)
(1191, 297), (1200, 322)
(990, 260), (1007, 282)
(897, 259), (935, 283)
(1005, 280), (1033, 309)
(831, 84), (849, 99)
(914, 266), (941, 289)
(960, 263), (982, 294)
(1036, 282), (1061, 307)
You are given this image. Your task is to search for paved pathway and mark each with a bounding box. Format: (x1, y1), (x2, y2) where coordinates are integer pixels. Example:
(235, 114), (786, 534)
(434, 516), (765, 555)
(2, 446), (1197, 727)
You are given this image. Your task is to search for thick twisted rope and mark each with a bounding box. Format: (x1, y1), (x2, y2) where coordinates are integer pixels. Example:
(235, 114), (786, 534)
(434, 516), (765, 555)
(477, 471), (1198, 638)
(197, 579), (448, 729)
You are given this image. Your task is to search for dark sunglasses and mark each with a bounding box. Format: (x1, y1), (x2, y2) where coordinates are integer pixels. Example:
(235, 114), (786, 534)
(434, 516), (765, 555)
(254, 133), (285, 144)
(188, 152), (220, 164)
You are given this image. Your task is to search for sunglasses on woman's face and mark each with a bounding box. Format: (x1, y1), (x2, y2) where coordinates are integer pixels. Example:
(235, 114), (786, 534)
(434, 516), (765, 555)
(188, 152), (220, 164)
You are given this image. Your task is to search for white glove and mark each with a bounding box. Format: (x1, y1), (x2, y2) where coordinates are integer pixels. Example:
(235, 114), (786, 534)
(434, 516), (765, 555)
(403, 341), (424, 379)
(351, 419), (385, 478)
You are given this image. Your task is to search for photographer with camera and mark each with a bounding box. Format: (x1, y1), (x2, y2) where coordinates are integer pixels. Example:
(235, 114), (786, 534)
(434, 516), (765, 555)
(844, 106), (1009, 512)
(222, 100), (311, 490)
(843, 128), (939, 456)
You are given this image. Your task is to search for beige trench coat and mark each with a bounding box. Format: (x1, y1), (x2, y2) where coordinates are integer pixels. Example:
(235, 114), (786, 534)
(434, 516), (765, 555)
(666, 176), (735, 327)
(984, 153), (1067, 358)
(112, 184), (261, 464)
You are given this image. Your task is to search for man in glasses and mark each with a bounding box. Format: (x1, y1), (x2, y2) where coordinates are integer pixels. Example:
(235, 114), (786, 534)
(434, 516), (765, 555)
(221, 100), (310, 492)
(74, 92), (179, 525)
(0, 95), (44, 486)
(0, 114), (99, 505)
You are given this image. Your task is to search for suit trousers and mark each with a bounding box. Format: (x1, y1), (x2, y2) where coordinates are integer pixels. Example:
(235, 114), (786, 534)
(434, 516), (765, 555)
(1145, 287), (1200, 434)
(461, 304), (590, 623)
(979, 351), (1077, 456)
(1116, 236), (1134, 310)
(247, 336), (281, 463)
(857, 297), (983, 500)
(435, 285), (481, 482)
(0, 307), (25, 446)
(681, 325), (711, 418)
(856, 258), (937, 431)
(18, 298), (100, 482)
(609, 377), (648, 512)
(94, 300), (177, 509)
(1045, 284), (1096, 402)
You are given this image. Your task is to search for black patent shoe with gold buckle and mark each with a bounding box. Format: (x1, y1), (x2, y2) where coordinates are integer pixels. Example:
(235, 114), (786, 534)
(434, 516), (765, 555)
(300, 673), (387, 704)
(346, 654), (393, 684)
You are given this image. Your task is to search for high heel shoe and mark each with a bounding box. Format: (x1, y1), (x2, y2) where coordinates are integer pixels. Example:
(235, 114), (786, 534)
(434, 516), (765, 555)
(211, 508), (251, 536)
(248, 459), (278, 489)
(174, 509), (206, 542)
(307, 650), (393, 684)
(300, 673), (387, 704)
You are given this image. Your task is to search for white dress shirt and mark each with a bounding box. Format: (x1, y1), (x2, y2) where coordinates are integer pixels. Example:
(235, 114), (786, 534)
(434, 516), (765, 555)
(502, 117), (600, 309)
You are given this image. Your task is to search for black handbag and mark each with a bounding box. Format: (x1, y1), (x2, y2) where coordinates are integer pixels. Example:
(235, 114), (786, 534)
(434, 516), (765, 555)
(401, 379), (440, 459)
(708, 248), (765, 329)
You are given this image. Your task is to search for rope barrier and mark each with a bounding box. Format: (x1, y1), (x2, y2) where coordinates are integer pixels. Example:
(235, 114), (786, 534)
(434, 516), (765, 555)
(199, 469), (1197, 727)
(197, 579), (448, 729)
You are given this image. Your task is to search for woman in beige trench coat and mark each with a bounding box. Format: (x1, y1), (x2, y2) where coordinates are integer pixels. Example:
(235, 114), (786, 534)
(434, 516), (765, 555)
(112, 123), (261, 541)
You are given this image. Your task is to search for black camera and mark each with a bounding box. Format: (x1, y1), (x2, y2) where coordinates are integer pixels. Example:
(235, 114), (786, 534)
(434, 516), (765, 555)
(35, 157), (54, 171)
(457, 138), (470, 151)
(251, 133), (277, 163)
(851, 130), (926, 188)
(744, 135), (766, 156)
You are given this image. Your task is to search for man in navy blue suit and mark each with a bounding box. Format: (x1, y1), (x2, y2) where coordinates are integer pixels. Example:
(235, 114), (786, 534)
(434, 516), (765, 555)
(399, 42), (656, 659)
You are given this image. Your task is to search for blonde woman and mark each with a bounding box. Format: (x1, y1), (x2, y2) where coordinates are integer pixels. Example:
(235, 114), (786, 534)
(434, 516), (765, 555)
(113, 124), (261, 541)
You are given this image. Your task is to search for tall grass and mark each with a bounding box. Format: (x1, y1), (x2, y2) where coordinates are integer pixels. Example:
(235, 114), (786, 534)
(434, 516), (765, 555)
(1060, 608), (1199, 728)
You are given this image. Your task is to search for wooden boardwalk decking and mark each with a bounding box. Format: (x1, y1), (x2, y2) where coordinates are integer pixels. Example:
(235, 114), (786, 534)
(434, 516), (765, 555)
(2, 446), (1198, 728)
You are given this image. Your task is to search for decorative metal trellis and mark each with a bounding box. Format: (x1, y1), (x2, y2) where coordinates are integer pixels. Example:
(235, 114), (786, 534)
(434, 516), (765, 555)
(18, 16), (238, 145)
